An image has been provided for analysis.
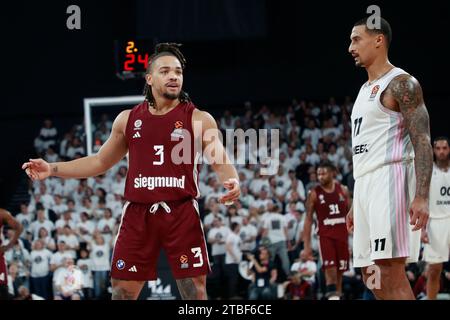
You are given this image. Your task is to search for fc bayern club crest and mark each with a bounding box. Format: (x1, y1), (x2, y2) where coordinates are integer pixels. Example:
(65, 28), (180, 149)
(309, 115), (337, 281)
(116, 259), (125, 270)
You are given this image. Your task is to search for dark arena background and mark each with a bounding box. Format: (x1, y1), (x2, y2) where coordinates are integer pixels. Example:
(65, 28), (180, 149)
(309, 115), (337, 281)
(0, 0), (449, 307)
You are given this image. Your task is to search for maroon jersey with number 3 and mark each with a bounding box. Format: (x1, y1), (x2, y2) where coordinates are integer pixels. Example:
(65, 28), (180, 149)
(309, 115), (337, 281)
(313, 182), (349, 240)
(124, 100), (201, 204)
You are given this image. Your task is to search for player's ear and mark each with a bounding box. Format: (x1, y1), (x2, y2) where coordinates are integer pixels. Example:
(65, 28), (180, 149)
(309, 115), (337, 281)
(145, 73), (153, 86)
(375, 34), (384, 48)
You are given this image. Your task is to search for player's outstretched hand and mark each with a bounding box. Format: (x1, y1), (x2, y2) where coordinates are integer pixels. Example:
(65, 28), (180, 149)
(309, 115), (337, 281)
(22, 158), (51, 181)
(409, 196), (429, 232)
(219, 178), (240, 205)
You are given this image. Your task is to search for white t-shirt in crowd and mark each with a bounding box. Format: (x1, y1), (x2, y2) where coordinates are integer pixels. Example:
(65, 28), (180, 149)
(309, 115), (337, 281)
(76, 220), (96, 243)
(252, 198), (272, 211)
(290, 260), (317, 283)
(77, 258), (94, 289)
(203, 213), (226, 229)
(97, 217), (116, 234)
(207, 226), (230, 256)
(30, 220), (55, 239)
(30, 249), (52, 278)
(90, 243), (111, 272)
(239, 224), (258, 252)
(52, 203), (68, 216)
(262, 213), (287, 244)
(55, 218), (76, 230)
(50, 251), (72, 265)
(284, 213), (304, 242)
(54, 267), (83, 293)
(57, 234), (79, 258)
(16, 213), (34, 236)
(225, 232), (242, 264)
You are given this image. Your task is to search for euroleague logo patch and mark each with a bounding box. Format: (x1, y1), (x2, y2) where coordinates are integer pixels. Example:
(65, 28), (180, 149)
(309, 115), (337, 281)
(174, 121), (183, 129)
(369, 85), (380, 101)
(180, 255), (189, 269)
(171, 120), (185, 140)
(116, 259), (126, 270)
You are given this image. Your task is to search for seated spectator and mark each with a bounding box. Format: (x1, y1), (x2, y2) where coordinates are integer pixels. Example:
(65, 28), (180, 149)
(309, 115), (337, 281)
(30, 209), (55, 240)
(290, 250), (317, 286)
(75, 211), (96, 246)
(66, 137), (85, 159)
(14, 285), (45, 300)
(15, 203), (34, 238)
(283, 272), (313, 300)
(44, 145), (60, 163)
(55, 211), (76, 233)
(5, 243), (30, 290)
(51, 195), (68, 217)
(34, 119), (58, 154)
(36, 227), (56, 252)
(96, 208), (115, 245)
(57, 226), (80, 259)
(50, 241), (72, 274)
(53, 257), (83, 300)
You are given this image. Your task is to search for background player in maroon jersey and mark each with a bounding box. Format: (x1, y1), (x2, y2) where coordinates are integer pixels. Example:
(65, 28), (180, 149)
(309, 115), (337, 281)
(0, 208), (23, 300)
(302, 161), (351, 299)
(21, 43), (240, 300)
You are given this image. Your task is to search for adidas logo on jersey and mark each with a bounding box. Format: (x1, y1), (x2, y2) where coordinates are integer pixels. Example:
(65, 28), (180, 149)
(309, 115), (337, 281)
(133, 132), (141, 139)
(128, 265), (138, 272)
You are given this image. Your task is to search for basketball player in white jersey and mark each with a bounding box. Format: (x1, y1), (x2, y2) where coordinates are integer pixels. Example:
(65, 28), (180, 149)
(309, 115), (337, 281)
(346, 17), (433, 299)
(421, 136), (450, 299)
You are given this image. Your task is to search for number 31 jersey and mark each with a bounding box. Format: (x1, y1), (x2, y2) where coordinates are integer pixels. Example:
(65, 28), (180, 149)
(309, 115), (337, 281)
(313, 182), (349, 240)
(351, 67), (415, 179)
(124, 100), (201, 204)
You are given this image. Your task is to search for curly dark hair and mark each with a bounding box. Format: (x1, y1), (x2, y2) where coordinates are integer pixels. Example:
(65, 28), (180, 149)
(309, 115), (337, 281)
(143, 42), (191, 105)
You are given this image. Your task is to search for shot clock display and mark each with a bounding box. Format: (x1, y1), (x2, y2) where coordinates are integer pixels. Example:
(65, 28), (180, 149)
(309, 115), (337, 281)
(114, 40), (153, 80)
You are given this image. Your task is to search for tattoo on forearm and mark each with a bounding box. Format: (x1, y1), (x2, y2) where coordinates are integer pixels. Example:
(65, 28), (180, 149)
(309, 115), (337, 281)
(176, 278), (198, 300)
(52, 165), (58, 173)
(111, 287), (135, 300)
(388, 74), (433, 198)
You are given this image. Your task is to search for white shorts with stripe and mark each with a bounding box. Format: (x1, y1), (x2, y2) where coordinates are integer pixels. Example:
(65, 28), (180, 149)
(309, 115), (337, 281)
(423, 216), (450, 264)
(353, 161), (421, 268)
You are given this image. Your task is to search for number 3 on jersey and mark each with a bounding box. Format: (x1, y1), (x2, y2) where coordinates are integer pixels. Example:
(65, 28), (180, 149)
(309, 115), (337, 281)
(153, 145), (164, 165)
(191, 247), (204, 268)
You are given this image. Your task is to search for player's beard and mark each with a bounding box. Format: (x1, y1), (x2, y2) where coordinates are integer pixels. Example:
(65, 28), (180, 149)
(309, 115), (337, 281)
(163, 91), (180, 100)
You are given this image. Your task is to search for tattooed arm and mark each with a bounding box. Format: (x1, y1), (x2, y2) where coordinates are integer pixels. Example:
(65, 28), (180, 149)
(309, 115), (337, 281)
(387, 74), (432, 231)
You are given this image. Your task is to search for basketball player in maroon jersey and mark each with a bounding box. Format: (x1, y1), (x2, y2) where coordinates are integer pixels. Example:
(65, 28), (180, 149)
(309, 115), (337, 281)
(0, 208), (23, 300)
(22, 43), (240, 300)
(303, 161), (351, 299)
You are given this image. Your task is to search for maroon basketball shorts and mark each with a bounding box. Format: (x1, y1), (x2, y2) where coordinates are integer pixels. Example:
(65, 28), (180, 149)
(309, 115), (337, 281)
(0, 254), (7, 285)
(318, 236), (350, 271)
(111, 198), (211, 281)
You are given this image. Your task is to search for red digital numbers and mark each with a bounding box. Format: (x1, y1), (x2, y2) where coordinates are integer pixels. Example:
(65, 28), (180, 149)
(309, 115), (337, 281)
(124, 54), (135, 71)
(138, 53), (149, 69)
(123, 41), (148, 72)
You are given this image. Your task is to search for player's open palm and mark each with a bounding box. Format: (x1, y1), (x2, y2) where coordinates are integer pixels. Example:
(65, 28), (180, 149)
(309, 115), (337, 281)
(409, 197), (429, 232)
(22, 158), (51, 181)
